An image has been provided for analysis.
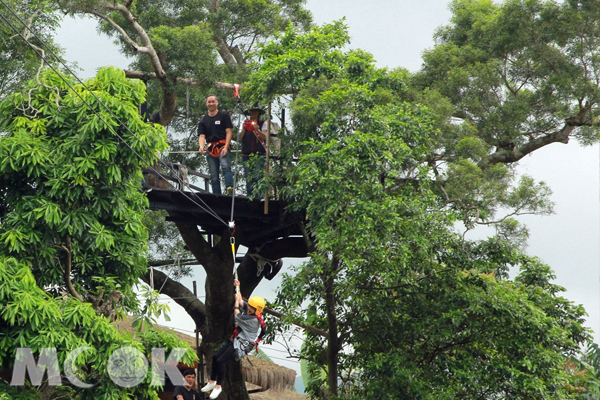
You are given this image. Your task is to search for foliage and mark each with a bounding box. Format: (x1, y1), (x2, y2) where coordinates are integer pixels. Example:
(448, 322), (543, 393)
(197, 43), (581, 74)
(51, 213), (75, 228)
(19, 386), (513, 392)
(0, 256), (198, 399)
(244, 20), (351, 100)
(0, 67), (198, 397)
(414, 0), (600, 154)
(0, 66), (166, 306)
(572, 343), (600, 399)
(0, 0), (62, 102)
(244, 21), (593, 399)
(144, 209), (194, 280)
(56, 0), (313, 136)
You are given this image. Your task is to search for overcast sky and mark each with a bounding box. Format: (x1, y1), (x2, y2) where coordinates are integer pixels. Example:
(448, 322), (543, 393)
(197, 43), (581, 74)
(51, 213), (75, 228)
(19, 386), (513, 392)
(54, 0), (600, 374)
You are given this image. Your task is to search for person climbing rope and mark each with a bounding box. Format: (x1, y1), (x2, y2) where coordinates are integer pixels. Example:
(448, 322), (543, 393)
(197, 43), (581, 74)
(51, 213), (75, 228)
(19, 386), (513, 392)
(200, 279), (266, 399)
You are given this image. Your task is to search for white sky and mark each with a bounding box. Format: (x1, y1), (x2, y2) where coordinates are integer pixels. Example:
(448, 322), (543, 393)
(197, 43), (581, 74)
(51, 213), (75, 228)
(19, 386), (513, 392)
(53, 0), (600, 375)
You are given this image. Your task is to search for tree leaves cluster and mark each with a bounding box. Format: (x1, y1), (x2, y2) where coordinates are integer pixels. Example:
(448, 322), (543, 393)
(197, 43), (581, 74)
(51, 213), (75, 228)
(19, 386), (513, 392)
(0, 257), (197, 400)
(0, 66), (166, 307)
(0, 67), (197, 398)
(244, 20), (596, 399)
(0, 0), (62, 102)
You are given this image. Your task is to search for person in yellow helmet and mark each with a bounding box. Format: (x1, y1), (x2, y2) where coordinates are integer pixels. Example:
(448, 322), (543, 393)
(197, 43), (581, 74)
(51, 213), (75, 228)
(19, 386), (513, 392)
(200, 279), (266, 399)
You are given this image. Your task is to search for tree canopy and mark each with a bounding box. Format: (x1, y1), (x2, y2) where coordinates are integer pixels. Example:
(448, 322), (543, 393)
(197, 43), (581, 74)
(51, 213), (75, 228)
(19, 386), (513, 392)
(244, 16), (596, 399)
(0, 67), (196, 399)
(54, 0), (312, 128)
(0, 0), (62, 102)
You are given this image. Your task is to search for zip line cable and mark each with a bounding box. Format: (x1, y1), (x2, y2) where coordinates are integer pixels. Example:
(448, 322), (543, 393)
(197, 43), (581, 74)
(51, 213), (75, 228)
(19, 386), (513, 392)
(0, 2), (229, 227)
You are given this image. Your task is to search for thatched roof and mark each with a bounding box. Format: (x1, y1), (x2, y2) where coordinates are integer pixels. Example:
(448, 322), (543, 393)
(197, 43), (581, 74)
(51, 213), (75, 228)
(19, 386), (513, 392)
(112, 317), (303, 395)
(241, 356), (296, 391)
(249, 388), (308, 400)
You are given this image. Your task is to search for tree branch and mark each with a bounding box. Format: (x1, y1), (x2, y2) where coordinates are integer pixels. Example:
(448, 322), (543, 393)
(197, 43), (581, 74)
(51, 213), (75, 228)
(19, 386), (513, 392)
(123, 70), (237, 88)
(141, 267), (207, 331)
(263, 308), (329, 339)
(478, 123), (575, 168)
(103, 2), (166, 78)
(61, 236), (83, 302)
(84, 9), (145, 53)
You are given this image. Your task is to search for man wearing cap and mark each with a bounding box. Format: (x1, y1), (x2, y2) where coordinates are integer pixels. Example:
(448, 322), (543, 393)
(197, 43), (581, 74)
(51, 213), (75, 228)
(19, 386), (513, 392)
(238, 107), (268, 198)
(174, 369), (199, 400)
(198, 94), (234, 195)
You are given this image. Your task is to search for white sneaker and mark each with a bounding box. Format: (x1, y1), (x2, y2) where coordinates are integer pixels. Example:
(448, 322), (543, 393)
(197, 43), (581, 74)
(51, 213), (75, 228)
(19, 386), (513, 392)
(201, 382), (216, 392)
(209, 387), (223, 399)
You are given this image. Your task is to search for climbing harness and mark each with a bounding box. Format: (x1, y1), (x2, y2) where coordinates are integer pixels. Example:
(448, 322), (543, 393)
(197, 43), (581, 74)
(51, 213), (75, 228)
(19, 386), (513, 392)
(230, 312), (267, 360)
(207, 139), (228, 158)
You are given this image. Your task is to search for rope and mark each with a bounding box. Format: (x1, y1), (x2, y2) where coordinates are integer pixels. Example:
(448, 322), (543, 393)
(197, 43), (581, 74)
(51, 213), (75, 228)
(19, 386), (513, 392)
(157, 254), (179, 294)
(231, 236), (239, 293)
(229, 92), (246, 223)
(228, 91), (244, 285)
(0, 0), (229, 228)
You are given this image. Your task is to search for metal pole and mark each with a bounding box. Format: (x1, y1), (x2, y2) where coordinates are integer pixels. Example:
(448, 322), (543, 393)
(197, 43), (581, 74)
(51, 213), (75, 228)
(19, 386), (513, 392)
(264, 102), (271, 214)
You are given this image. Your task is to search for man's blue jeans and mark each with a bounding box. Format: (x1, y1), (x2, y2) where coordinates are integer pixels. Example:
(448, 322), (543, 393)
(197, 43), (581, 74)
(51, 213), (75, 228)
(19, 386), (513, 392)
(207, 151), (233, 195)
(242, 154), (266, 199)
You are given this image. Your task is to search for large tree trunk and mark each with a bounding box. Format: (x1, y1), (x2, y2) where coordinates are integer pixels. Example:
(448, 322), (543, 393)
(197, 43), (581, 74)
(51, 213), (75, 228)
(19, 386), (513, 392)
(141, 207), (315, 398)
(171, 219), (249, 399)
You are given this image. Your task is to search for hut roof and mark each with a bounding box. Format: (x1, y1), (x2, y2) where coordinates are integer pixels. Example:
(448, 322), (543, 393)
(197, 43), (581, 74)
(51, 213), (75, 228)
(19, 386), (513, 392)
(249, 388), (308, 400)
(112, 317), (304, 396)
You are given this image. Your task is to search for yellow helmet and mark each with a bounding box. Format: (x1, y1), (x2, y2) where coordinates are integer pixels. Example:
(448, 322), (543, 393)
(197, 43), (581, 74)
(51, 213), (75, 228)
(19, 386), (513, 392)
(247, 297), (266, 314)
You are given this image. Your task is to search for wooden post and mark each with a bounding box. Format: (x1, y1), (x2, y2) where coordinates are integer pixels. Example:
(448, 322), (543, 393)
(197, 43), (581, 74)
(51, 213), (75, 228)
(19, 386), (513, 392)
(193, 281), (205, 399)
(264, 102), (272, 214)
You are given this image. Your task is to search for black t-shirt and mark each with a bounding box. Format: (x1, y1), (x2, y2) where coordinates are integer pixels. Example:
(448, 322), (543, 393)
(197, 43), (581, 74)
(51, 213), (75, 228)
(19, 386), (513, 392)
(198, 110), (233, 143)
(173, 385), (199, 400)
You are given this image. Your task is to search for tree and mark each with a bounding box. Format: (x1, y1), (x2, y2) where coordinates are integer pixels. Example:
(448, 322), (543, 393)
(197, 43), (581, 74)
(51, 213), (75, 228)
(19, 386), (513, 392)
(12, 0), (598, 397)
(244, 20), (593, 399)
(5, 3), (316, 396)
(16, 1), (319, 398)
(413, 0), (600, 223)
(55, 0), (312, 127)
(0, 257), (197, 400)
(0, 67), (197, 398)
(0, 0), (62, 102)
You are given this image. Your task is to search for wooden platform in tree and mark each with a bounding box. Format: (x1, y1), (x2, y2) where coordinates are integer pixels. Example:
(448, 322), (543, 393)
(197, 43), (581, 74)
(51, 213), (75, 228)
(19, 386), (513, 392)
(143, 166), (306, 249)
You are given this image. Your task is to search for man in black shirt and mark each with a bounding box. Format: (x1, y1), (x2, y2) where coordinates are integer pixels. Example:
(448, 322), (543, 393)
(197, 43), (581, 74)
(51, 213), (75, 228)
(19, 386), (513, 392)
(174, 369), (199, 400)
(198, 95), (234, 195)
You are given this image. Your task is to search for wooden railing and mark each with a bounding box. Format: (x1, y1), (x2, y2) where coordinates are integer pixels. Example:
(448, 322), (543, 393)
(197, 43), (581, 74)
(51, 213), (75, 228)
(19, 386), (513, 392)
(142, 162), (210, 192)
